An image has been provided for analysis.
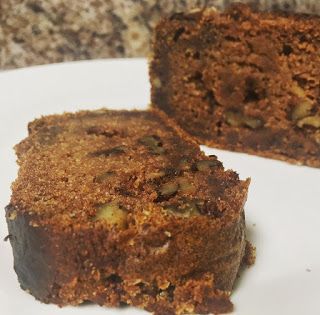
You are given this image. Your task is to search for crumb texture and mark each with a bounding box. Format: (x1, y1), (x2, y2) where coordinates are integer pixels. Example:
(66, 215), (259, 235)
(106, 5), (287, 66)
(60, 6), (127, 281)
(6, 109), (253, 314)
(151, 3), (320, 168)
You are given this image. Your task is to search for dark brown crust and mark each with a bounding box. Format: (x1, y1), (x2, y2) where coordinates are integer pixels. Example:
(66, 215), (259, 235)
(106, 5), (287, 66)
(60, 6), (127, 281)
(150, 3), (320, 168)
(6, 109), (253, 314)
(5, 210), (58, 302)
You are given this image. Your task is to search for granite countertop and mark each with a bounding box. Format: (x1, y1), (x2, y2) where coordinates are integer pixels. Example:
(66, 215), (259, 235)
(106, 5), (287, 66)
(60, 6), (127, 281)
(0, 0), (319, 70)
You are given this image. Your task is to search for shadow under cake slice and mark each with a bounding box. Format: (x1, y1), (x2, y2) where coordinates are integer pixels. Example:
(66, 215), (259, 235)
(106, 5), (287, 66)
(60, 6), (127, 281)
(6, 108), (254, 315)
(150, 3), (320, 168)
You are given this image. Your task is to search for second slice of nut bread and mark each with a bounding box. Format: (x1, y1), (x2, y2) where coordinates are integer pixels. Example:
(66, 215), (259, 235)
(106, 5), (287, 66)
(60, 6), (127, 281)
(150, 3), (320, 167)
(6, 108), (254, 315)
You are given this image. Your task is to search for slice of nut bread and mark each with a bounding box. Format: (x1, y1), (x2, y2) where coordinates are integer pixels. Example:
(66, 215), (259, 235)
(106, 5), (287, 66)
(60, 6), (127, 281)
(6, 108), (253, 315)
(150, 3), (320, 167)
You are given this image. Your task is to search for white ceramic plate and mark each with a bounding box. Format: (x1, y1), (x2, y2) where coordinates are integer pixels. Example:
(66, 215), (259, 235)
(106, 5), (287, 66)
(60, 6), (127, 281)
(0, 59), (319, 315)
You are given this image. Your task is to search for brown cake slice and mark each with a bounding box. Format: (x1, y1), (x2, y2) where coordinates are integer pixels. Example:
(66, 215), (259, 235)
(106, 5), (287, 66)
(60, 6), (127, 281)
(150, 3), (320, 168)
(6, 109), (254, 315)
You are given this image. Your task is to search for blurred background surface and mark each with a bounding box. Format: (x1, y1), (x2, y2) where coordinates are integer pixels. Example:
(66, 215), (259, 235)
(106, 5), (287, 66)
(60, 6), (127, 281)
(1, 0), (319, 70)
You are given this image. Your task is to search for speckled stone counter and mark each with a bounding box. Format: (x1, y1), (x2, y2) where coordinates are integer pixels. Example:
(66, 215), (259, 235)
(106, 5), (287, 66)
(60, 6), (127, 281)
(0, 0), (319, 69)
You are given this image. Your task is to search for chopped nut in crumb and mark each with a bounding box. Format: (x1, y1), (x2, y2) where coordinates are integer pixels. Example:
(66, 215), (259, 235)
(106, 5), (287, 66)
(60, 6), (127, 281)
(7, 210), (17, 221)
(225, 111), (263, 129)
(292, 100), (313, 121)
(139, 135), (165, 155)
(291, 84), (306, 98)
(153, 77), (162, 89)
(159, 181), (179, 197)
(95, 202), (127, 228)
(297, 115), (320, 128)
(146, 170), (166, 180)
(196, 160), (220, 172)
(165, 200), (200, 218)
